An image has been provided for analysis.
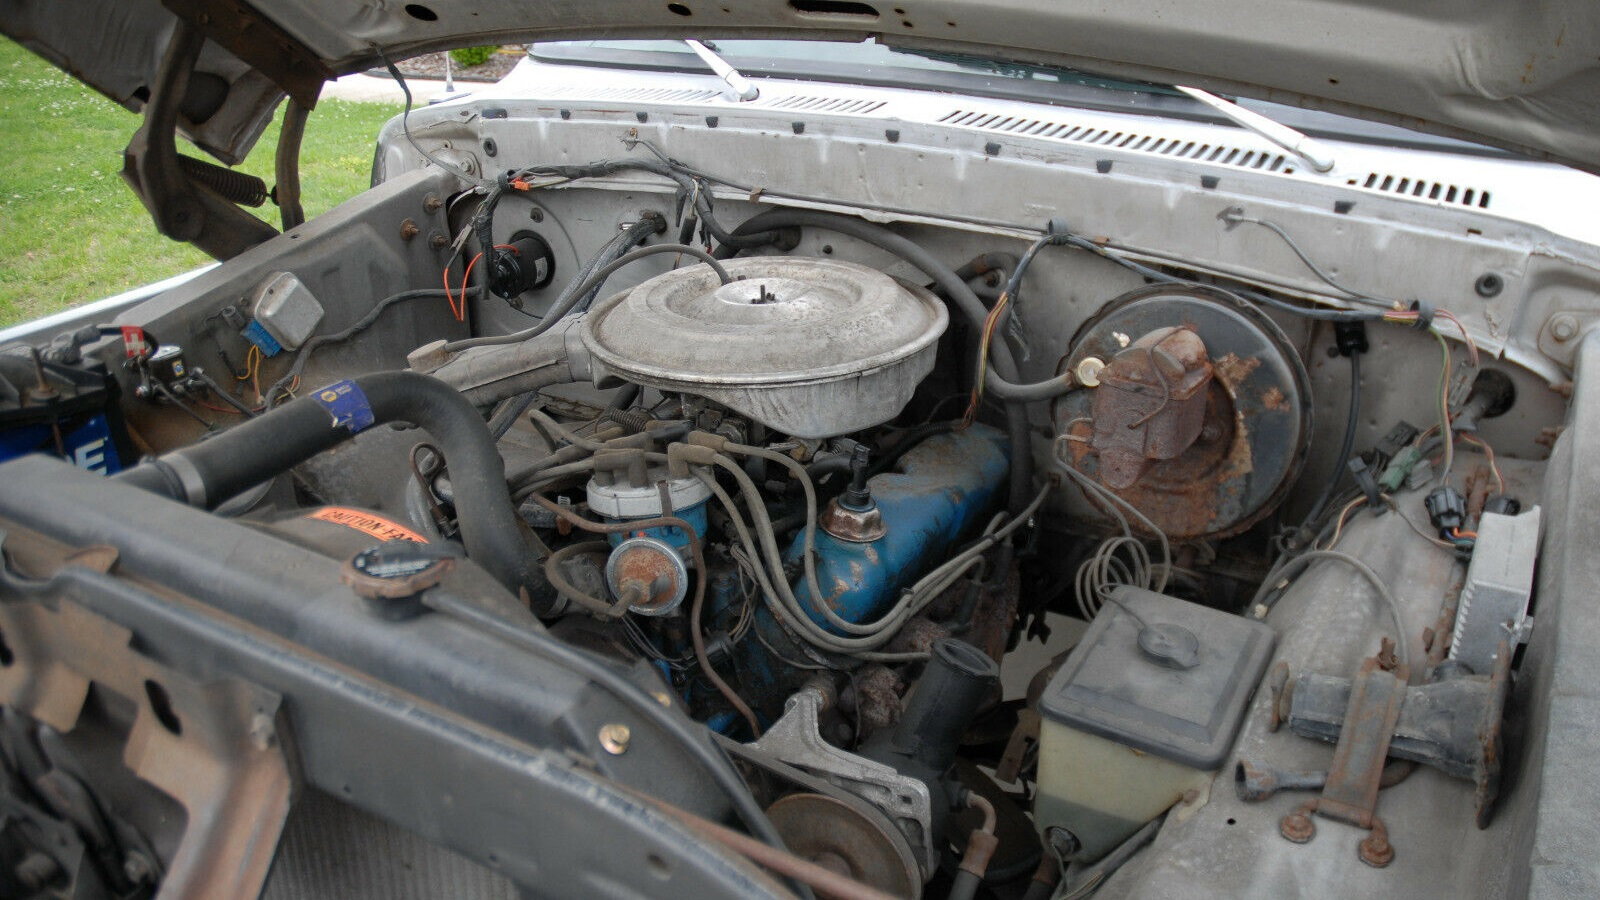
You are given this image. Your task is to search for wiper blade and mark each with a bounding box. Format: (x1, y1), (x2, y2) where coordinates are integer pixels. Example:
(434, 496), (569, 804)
(684, 40), (759, 101)
(1177, 86), (1336, 173)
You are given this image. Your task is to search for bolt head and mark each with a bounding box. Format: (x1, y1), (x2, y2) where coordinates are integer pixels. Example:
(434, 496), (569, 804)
(1359, 833), (1395, 867)
(599, 723), (631, 755)
(123, 851), (154, 883)
(1280, 812), (1316, 843)
(1551, 315), (1579, 341)
(249, 713), (277, 751)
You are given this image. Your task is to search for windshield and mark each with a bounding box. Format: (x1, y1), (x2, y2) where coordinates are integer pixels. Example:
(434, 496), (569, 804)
(530, 39), (1507, 155)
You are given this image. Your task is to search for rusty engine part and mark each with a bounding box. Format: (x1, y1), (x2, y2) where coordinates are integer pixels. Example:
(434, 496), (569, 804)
(1090, 326), (1215, 489)
(605, 535), (690, 616)
(764, 792), (920, 897)
(1054, 285), (1312, 539)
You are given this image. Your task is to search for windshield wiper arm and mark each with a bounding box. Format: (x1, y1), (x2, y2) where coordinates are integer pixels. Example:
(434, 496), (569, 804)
(684, 40), (759, 102)
(1177, 85), (1336, 173)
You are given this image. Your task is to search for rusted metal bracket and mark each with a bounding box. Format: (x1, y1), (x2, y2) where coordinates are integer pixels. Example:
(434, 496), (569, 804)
(0, 556), (295, 898)
(121, 21), (280, 260)
(161, 0), (331, 108)
(1277, 644), (1407, 867)
(1277, 638), (1513, 830)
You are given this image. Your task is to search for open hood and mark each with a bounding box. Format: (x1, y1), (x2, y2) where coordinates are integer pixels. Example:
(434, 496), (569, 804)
(5, 0), (1599, 174)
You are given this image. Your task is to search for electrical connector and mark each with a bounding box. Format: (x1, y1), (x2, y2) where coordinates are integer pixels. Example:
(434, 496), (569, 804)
(1370, 420), (1420, 470)
(1379, 446), (1422, 493)
(240, 320), (282, 357)
(1425, 487), (1466, 537)
(1333, 321), (1369, 357)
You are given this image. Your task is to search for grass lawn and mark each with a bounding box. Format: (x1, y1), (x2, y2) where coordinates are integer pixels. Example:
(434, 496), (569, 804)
(0, 38), (403, 327)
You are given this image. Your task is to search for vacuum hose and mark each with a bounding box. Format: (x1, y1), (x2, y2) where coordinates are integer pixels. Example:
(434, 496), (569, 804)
(115, 371), (540, 595)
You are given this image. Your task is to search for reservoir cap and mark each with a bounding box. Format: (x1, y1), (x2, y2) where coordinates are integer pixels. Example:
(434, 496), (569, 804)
(1040, 586), (1275, 770)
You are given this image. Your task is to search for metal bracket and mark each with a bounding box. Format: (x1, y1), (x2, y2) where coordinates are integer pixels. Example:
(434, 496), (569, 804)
(749, 686), (937, 878)
(0, 584), (295, 897)
(161, 0), (332, 108)
(1278, 647), (1407, 867)
(121, 22), (279, 260)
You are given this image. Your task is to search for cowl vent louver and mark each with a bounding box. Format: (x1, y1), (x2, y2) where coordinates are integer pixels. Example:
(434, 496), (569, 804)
(535, 85), (723, 103)
(1357, 172), (1491, 209)
(938, 109), (1288, 172)
(757, 95), (887, 114)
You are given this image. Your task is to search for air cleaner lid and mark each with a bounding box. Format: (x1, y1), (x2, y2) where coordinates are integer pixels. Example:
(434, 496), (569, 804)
(583, 257), (947, 387)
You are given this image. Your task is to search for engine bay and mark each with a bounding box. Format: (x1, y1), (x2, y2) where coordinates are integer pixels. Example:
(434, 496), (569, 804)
(0, 84), (1584, 900)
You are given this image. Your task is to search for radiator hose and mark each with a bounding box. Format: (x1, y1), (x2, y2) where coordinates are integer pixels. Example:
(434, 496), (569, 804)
(114, 371), (540, 595)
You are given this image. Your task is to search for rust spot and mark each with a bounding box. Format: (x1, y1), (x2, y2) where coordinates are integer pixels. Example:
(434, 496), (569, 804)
(864, 545), (879, 565)
(828, 577), (851, 609)
(1211, 352), (1261, 383)
(1262, 386), (1289, 411)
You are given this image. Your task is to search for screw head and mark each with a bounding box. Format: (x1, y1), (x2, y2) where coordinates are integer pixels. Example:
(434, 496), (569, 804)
(1550, 314), (1579, 342)
(599, 723), (631, 755)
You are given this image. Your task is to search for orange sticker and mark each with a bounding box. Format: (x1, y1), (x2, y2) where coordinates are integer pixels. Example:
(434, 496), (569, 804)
(306, 507), (427, 543)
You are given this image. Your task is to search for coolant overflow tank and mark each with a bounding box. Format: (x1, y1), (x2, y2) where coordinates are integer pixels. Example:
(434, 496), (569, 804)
(1035, 586), (1274, 861)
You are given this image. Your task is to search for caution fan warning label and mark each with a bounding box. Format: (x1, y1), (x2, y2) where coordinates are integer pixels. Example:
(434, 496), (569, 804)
(305, 507), (427, 543)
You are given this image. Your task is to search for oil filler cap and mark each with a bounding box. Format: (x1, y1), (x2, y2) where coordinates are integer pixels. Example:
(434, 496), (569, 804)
(1137, 622), (1200, 669)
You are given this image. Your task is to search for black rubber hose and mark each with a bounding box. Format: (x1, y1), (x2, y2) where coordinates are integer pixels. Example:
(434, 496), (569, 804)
(442, 244), (732, 352)
(715, 209), (1037, 513)
(884, 638), (1000, 774)
(1300, 352), (1362, 529)
(518, 158), (777, 251)
(954, 251), (1020, 284)
(115, 371), (539, 594)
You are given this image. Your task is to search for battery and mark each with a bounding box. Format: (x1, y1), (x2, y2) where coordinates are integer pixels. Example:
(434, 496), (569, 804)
(0, 348), (134, 475)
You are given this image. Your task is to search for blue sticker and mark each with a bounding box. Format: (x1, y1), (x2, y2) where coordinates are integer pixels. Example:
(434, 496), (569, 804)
(313, 380), (375, 433)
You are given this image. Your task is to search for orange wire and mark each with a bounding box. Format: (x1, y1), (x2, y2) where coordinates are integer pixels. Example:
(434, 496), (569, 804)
(457, 252), (485, 322)
(442, 265), (461, 321)
(443, 244), (521, 322)
(962, 291), (1010, 428)
(250, 346), (263, 404)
